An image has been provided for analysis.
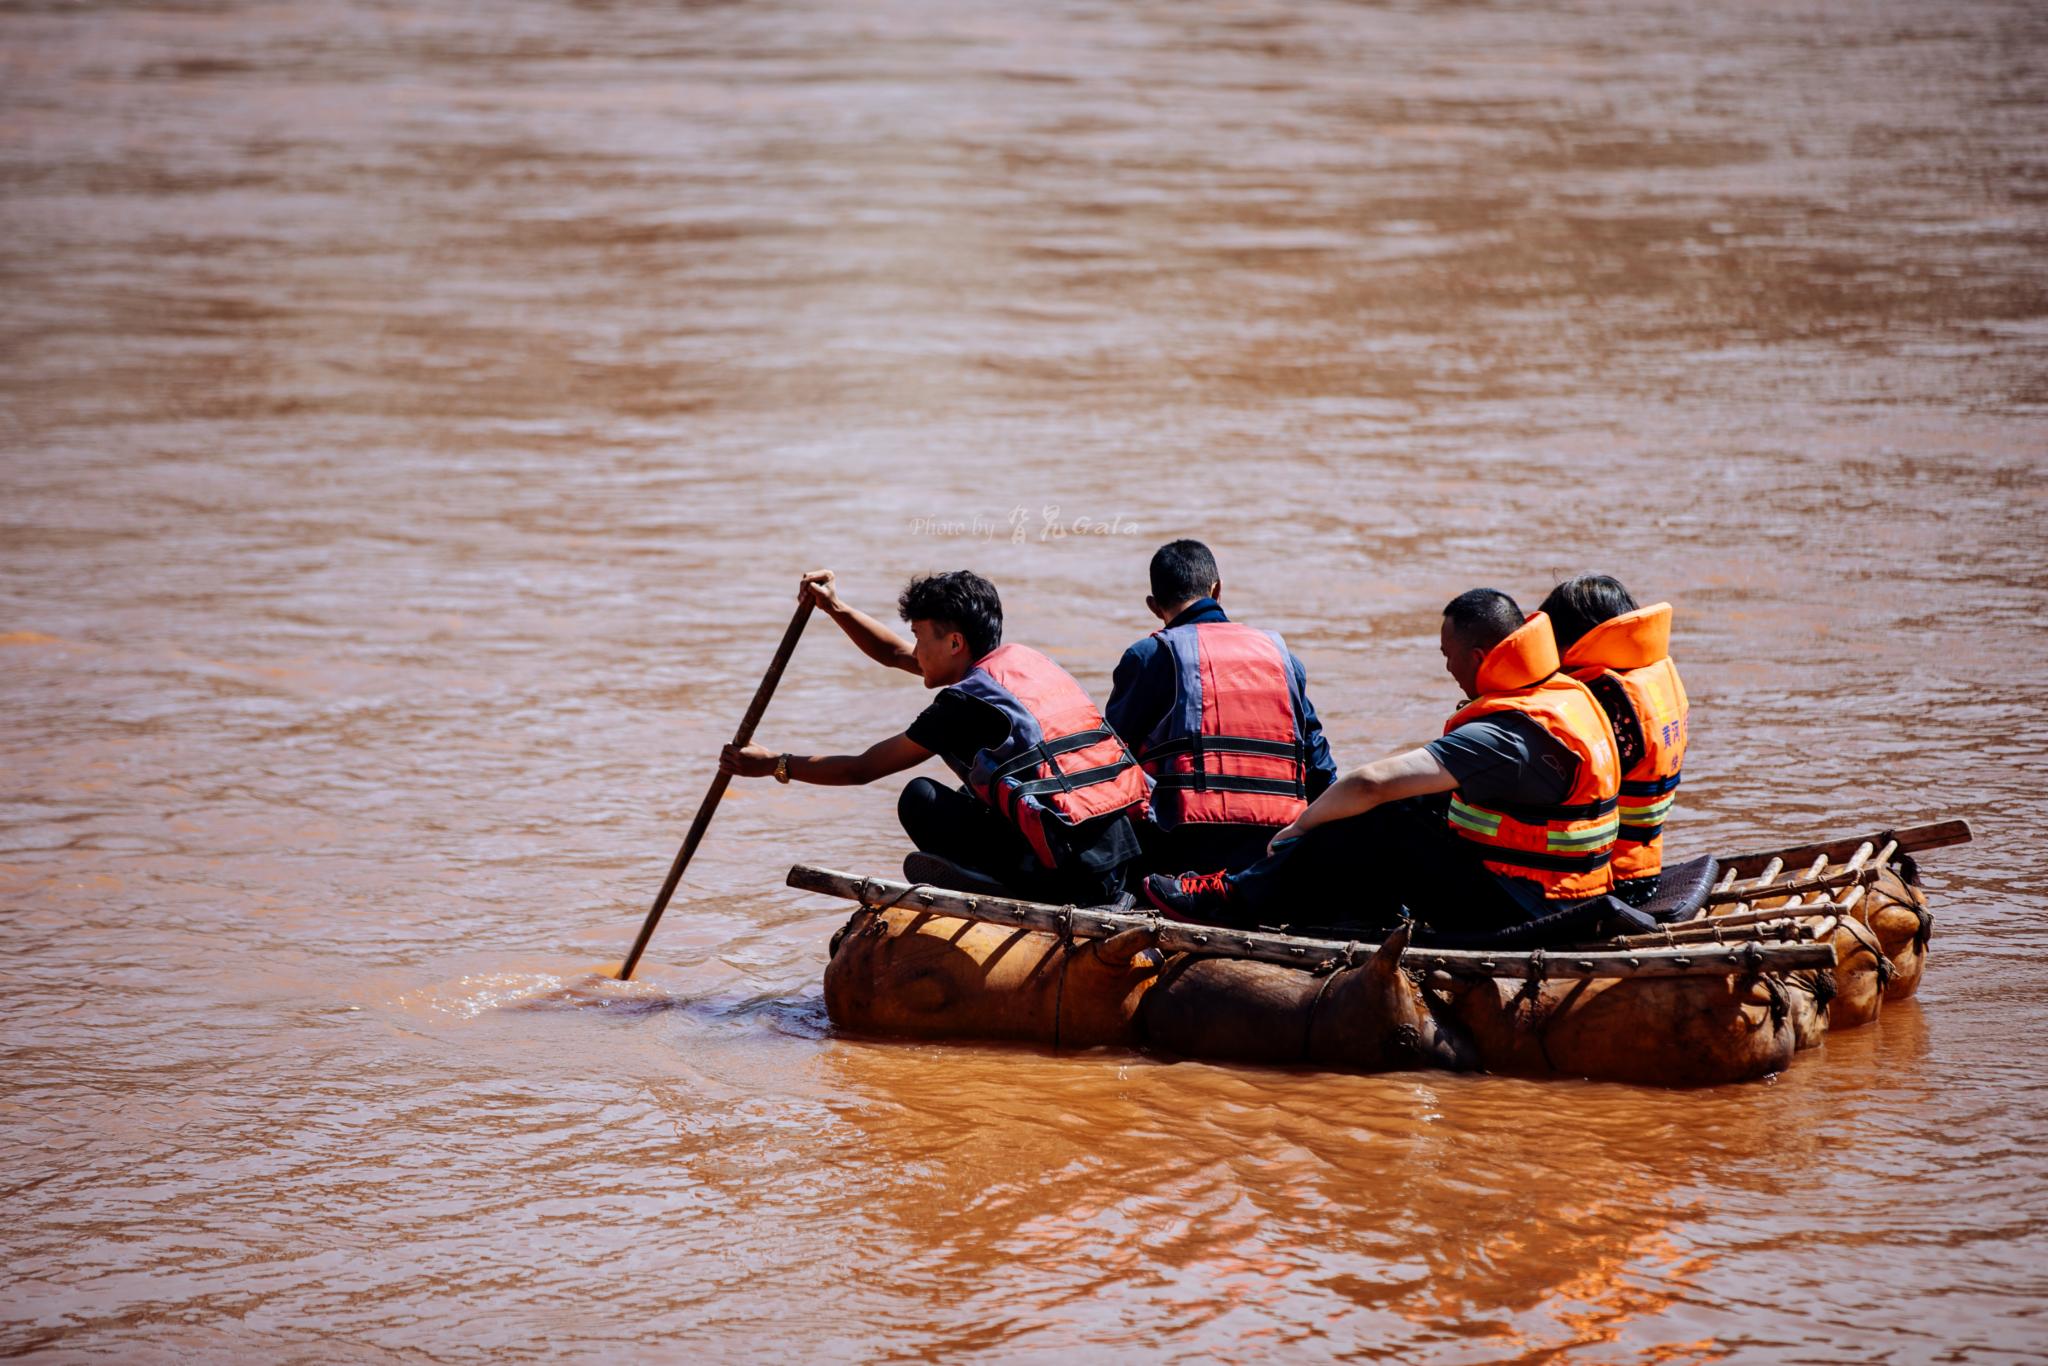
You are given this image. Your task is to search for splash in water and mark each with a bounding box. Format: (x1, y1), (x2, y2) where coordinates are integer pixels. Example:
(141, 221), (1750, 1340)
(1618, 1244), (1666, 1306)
(393, 968), (686, 1020)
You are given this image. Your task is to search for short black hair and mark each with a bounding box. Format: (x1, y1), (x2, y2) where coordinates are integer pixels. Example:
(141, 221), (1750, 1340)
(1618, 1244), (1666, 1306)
(898, 570), (1003, 659)
(1149, 539), (1220, 604)
(1442, 588), (1525, 653)
(1537, 574), (1639, 652)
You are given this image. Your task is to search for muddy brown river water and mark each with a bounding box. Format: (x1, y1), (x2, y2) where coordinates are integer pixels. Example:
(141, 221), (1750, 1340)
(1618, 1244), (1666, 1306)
(4, 0), (2047, 1359)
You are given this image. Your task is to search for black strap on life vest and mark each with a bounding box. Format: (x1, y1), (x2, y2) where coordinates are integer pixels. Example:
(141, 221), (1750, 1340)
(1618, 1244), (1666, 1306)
(1010, 762), (1137, 799)
(1463, 844), (1615, 874)
(1141, 733), (1307, 799)
(989, 728), (1119, 783)
(1150, 772), (1308, 797)
(1142, 734), (1302, 762)
(1475, 793), (1620, 825)
(1617, 771), (1681, 842)
(988, 727), (1137, 799)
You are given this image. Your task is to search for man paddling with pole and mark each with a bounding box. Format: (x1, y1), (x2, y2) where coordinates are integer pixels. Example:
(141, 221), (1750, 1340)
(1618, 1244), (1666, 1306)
(718, 569), (1148, 907)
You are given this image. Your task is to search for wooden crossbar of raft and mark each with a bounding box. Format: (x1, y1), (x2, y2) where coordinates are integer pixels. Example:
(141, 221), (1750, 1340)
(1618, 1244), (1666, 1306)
(1715, 818), (1970, 881)
(1612, 908), (1844, 948)
(786, 865), (1837, 980)
(1706, 862), (1879, 906)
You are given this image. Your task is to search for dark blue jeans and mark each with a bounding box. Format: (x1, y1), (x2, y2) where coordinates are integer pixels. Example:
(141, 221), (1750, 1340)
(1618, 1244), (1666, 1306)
(1225, 796), (1536, 933)
(896, 777), (1127, 905)
(1137, 820), (1278, 878)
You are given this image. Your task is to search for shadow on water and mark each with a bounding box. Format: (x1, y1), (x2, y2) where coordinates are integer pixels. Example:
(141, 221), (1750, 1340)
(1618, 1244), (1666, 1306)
(500, 973), (831, 1038)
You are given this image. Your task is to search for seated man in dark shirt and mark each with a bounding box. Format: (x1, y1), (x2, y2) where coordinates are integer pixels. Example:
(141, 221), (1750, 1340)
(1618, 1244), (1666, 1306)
(1144, 589), (1617, 933)
(718, 568), (1145, 905)
(1106, 539), (1339, 874)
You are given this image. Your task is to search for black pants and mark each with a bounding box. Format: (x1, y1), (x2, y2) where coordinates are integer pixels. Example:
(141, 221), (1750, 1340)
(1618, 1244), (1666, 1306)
(896, 777), (1126, 905)
(1138, 820), (1280, 878)
(1225, 796), (1535, 934)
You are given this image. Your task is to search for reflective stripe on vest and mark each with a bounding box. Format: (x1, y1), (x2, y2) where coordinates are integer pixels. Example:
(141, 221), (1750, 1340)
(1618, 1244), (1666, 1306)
(1618, 772), (1680, 841)
(1136, 622), (1309, 830)
(1562, 604), (1689, 883)
(1443, 612), (1622, 901)
(945, 643), (1148, 870)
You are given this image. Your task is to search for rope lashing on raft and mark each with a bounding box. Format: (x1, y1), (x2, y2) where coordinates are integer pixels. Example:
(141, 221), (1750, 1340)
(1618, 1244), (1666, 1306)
(1300, 953), (1346, 1055)
(856, 876), (948, 916)
(1049, 905), (1073, 1050)
(1791, 963), (1839, 1014)
(1832, 918), (1889, 982)
(792, 865), (1838, 980)
(1760, 972), (1791, 1031)
(1310, 942), (1362, 977)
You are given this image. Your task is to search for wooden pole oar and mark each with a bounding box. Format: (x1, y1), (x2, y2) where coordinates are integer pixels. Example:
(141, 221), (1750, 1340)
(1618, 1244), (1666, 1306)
(618, 598), (814, 981)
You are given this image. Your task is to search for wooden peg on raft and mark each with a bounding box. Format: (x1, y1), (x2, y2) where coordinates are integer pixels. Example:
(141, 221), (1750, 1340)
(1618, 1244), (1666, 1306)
(1095, 925), (1160, 967)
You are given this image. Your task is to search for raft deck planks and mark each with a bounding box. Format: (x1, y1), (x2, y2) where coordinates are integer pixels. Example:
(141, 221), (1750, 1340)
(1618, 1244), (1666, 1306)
(1718, 818), (1970, 880)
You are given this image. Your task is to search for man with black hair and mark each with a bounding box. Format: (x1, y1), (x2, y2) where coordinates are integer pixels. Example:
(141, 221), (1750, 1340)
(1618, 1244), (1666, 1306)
(1538, 574), (1689, 899)
(1106, 539), (1338, 874)
(1144, 588), (1620, 933)
(719, 569), (1146, 905)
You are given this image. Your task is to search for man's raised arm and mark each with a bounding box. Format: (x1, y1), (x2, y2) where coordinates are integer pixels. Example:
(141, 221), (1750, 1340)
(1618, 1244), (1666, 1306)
(800, 569), (920, 674)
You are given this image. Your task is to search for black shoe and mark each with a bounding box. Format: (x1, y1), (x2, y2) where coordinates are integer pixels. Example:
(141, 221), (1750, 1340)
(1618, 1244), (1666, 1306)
(1141, 870), (1236, 925)
(903, 852), (1016, 898)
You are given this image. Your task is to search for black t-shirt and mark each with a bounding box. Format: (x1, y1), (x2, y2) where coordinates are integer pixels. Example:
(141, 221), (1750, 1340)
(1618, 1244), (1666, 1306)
(906, 687), (1142, 874)
(905, 689), (1009, 766)
(1424, 713), (1579, 809)
(1423, 713), (1583, 914)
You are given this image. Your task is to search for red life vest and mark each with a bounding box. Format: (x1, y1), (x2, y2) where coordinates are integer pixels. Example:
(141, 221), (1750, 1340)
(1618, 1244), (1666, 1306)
(1442, 613), (1622, 901)
(1136, 622), (1309, 830)
(1561, 603), (1689, 883)
(944, 644), (1148, 871)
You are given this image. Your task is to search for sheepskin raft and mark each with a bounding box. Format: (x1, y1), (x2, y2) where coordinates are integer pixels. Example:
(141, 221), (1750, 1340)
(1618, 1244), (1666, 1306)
(795, 818), (1967, 1087)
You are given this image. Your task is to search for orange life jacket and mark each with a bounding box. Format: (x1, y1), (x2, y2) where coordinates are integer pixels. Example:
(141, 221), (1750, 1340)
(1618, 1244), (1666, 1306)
(946, 644), (1149, 871)
(1561, 603), (1689, 883)
(1442, 612), (1622, 901)
(1137, 622), (1310, 830)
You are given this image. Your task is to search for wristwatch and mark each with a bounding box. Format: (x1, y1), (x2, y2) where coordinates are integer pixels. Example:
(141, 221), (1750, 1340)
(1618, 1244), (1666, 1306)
(774, 753), (792, 784)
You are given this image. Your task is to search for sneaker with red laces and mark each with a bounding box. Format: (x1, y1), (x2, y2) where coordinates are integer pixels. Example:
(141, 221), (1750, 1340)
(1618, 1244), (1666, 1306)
(1142, 869), (1236, 924)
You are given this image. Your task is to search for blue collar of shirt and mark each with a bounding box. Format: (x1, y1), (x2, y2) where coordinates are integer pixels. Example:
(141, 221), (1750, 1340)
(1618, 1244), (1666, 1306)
(1164, 598), (1229, 629)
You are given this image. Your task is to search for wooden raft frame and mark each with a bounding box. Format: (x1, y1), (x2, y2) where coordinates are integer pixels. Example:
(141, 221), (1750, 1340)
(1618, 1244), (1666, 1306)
(786, 865), (1836, 981)
(1713, 818), (1971, 883)
(1630, 817), (1972, 946)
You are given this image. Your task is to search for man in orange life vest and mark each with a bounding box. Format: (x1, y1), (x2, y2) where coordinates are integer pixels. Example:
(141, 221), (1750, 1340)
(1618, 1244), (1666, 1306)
(718, 569), (1148, 905)
(1144, 588), (1621, 933)
(1106, 539), (1338, 875)
(1538, 574), (1689, 905)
